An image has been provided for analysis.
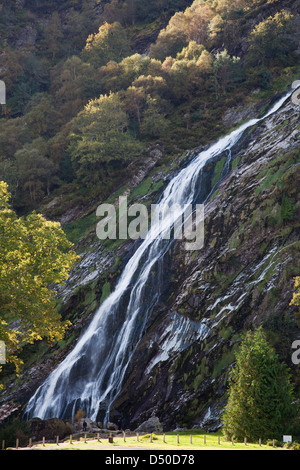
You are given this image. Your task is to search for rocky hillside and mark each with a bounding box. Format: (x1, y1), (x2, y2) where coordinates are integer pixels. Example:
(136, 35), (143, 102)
(110, 95), (300, 430)
(1, 89), (299, 431)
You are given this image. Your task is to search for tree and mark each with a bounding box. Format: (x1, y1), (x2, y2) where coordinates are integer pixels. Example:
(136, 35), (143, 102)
(41, 11), (64, 60)
(82, 22), (132, 68)
(212, 49), (243, 97)
(150, 14), (188, 61)
(68, 92), (142, 186)
(176, 41), (206, 61)
(222, 328), (296, 441)
(50, 56), (97, 123)
(290, 277), (300, 327)
(0, 181), (78, 381)
(15, 138), (57, 206)
(247, 10), (296, 66)
(290, 277), (300, 308)
(140, 96), (169, 138)
(122, 85), (146, 131)
(26, 93), (60, 138)
(184, 0), (215, 45)
(149, 0), (214, 60)
(102, 0), (136, 26)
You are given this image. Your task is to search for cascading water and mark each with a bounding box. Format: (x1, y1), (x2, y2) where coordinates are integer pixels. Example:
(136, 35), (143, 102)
(24, 89), (293, 425)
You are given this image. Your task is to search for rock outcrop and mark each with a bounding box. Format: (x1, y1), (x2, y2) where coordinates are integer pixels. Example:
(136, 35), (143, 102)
(28, 417), (73, 441)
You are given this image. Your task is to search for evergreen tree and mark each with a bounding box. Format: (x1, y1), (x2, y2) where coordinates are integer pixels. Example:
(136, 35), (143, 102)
(222, 327), (297, 441)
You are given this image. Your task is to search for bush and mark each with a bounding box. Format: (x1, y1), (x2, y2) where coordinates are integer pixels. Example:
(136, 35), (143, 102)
(0, 417), (31, 448)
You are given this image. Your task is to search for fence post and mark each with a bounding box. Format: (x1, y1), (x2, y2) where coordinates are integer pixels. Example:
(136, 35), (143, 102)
(42, 436), (45, 447)
(177, 434), (179, 444)
(218, 435), (220, 445)
(259, 438), (261, 446)
(70, 435), (72, 444)
(29, 438), (32, 448)
(150, 433), (153, 443)
(273, 439), (275, 447)
(97, 433), (101, 442)
(231, 436), (234, 445)
(2, 440), (5, 450)
(244, 437), (247, 446)
(204, 435), (206, 444)
(190, 435), (192, 444)
(163, 433), (165, 443)
(137, 433), (139, 442)
(123, 431), (126, 442)
(16, 438), (19, 449)
(84, 433), (87, 443)
(56, 435), (59, 446)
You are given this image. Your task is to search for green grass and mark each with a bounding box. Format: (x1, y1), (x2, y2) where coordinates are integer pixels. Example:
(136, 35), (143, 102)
(63, 211), (96, 244)
(20, 431), (287, 451)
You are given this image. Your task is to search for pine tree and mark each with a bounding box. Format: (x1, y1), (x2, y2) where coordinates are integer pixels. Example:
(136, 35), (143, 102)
(222, 327), (297, 441)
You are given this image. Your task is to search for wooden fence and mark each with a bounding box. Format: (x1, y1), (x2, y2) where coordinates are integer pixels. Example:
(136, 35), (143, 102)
(0, 431), (278, 450)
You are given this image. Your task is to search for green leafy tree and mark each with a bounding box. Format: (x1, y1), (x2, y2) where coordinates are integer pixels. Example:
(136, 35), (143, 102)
(212, 49), (243, 97)
(50, 56), (97, 123)
(176, 41), (206, 61)
(223, 328), (297, 441)
(41, 11), (64, 60)
(26, 93), (60, 138)
(247, 10), (296, 66)
(140, 96), (169, 138)
(82, 22), (132, 68)
(15, 138), (57, 206)
(150, 19), (188, 61)
(68, 92), (142, 186)
(0, 181), (78, 382)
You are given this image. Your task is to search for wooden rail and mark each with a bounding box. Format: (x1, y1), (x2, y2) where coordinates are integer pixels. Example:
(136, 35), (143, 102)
(0, 431), (277, 450)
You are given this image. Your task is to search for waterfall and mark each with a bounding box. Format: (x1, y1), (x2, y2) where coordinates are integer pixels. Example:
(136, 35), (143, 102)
(24, 90), (293, 424)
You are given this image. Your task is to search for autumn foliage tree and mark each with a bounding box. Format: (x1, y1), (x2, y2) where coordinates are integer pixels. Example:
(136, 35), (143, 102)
(290, 277), (300, 327)
(81, 22), (132, 68)
(0, 182), (78, 382)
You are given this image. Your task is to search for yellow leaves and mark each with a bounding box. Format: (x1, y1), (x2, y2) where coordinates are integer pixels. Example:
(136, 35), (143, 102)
(290, 276), (300, 307)
(0, 181), (11, 209)
(0, 180), (79, 382)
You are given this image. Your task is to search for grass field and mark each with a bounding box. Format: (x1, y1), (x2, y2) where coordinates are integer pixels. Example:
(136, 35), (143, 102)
(14, 431), (288, 451)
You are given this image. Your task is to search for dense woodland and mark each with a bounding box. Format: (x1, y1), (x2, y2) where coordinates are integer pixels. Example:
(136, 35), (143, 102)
(0, 0), (299, 215)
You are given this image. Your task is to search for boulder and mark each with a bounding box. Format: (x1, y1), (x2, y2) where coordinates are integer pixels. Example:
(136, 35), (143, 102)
(107, 421), (119, 431)
(135, 416), (163, 433)
(28, 417), (73, 441)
